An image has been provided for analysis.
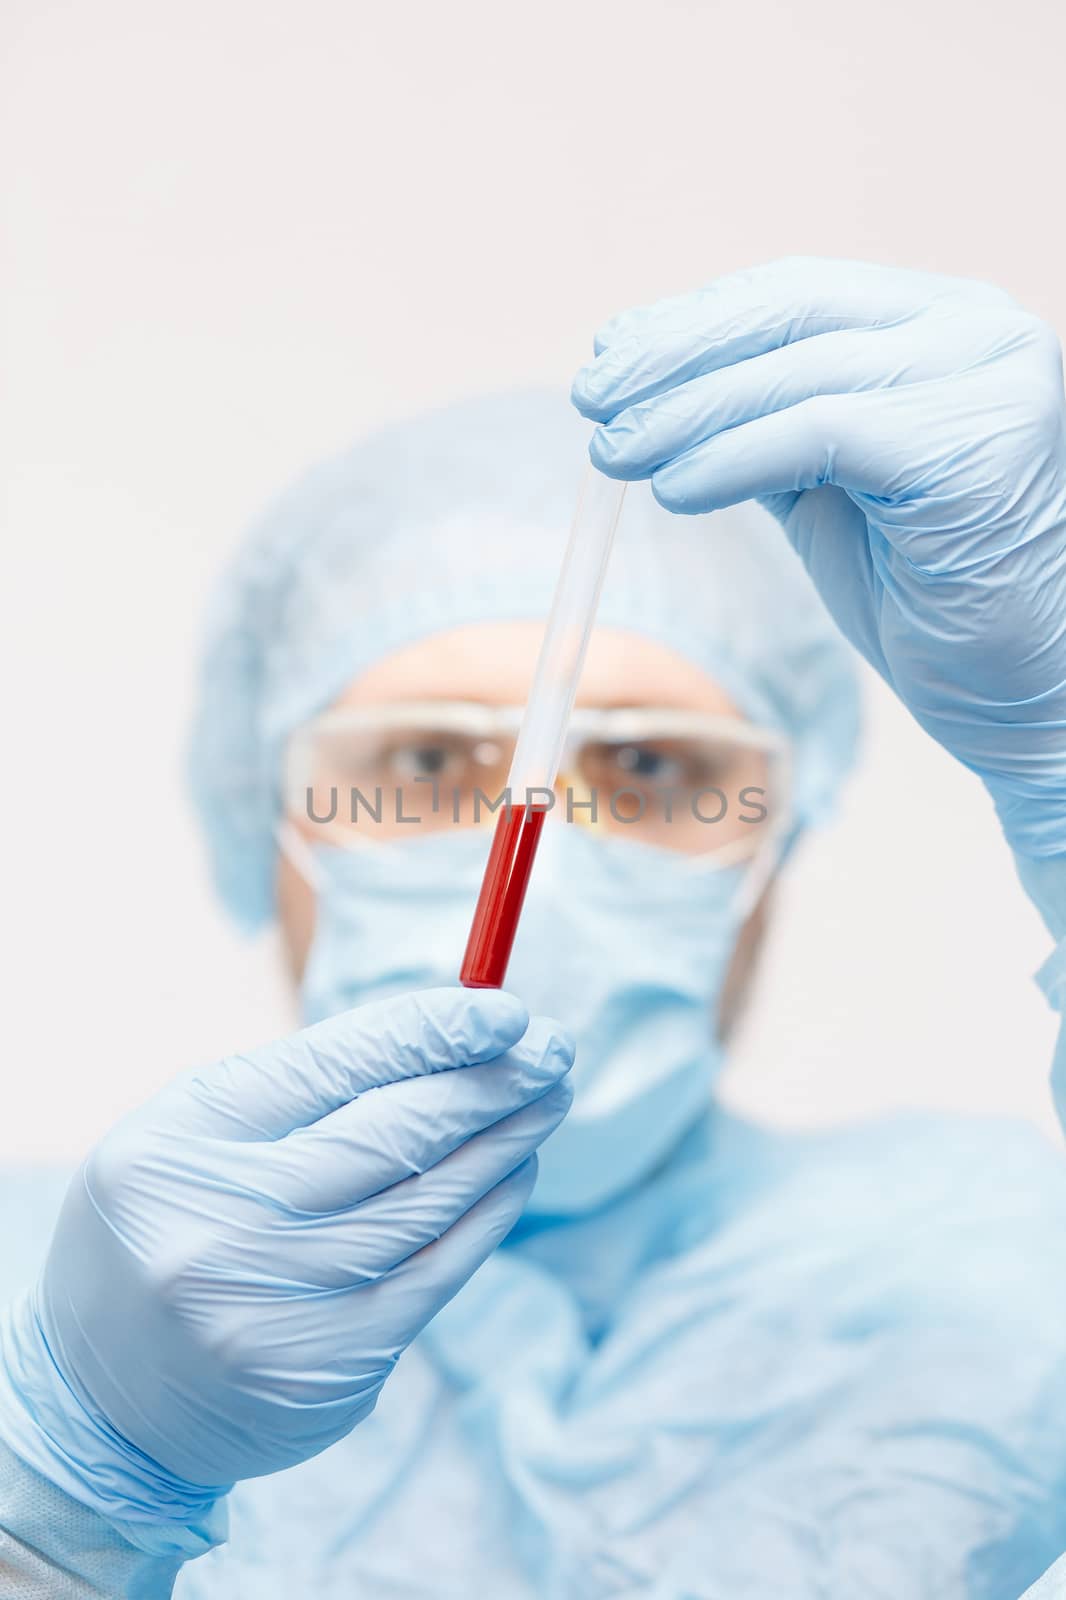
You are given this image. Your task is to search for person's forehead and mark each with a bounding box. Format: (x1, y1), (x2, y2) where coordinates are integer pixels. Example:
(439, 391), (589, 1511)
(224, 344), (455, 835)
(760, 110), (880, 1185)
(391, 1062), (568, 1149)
(331, 622), (740, 716)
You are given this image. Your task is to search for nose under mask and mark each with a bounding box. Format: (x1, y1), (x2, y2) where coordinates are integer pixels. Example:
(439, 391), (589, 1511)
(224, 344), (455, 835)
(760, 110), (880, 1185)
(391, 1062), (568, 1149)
(291, 824), (754, 1215)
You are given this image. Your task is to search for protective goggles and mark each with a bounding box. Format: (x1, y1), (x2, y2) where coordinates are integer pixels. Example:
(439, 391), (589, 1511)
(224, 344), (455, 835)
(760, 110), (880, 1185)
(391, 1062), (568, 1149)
(284, 701), (790, 862)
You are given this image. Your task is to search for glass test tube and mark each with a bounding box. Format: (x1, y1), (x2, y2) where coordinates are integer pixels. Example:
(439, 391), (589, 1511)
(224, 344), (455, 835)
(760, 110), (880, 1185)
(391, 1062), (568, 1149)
(460, 468), (627, 988)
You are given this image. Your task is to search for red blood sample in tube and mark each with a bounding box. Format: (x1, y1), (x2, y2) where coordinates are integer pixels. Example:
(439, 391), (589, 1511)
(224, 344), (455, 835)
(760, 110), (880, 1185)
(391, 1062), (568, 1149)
(460, 805), (548, 988)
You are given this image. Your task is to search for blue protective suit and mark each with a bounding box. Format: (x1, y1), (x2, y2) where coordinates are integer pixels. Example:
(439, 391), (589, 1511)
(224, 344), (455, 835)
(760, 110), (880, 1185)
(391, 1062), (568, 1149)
(4, 1104), (1066, 1598)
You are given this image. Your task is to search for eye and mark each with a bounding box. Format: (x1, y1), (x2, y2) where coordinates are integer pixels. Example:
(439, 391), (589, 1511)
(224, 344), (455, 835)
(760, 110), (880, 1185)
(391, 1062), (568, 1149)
(385, 739), (470, 781)
(613, 742), (684, 783)
(580, 738), (741, 793)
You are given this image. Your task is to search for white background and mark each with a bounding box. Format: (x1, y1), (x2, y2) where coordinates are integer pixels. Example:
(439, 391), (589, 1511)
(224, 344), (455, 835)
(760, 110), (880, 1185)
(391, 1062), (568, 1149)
(2, 0), (1064, 1160)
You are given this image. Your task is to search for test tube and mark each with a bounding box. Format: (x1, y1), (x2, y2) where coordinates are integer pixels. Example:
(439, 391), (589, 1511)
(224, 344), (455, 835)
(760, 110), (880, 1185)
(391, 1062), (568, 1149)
(460, 467), (627, 988)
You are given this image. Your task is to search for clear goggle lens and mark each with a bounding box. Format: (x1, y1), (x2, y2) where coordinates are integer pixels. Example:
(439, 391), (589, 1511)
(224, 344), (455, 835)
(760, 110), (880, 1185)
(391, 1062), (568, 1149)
(284, 702), (790, 860)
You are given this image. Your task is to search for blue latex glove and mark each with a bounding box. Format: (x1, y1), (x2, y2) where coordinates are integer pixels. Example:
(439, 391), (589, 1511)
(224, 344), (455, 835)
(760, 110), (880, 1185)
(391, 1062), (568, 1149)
(0, 989), (573, 1539)
(573, 258), (1066, 858)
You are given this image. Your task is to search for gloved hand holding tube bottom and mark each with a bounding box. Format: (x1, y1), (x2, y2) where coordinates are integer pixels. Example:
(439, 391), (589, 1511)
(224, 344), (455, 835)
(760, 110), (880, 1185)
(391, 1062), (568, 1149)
(0, 989), (573, 1525)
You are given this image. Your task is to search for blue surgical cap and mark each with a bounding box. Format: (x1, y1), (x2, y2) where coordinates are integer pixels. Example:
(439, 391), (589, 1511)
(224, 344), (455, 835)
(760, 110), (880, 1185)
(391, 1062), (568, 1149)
(188, 389), (860, 929)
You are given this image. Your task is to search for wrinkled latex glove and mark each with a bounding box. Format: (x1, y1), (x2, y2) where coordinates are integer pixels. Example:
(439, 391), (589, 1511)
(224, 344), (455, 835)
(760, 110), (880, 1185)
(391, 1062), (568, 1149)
(573, 258), (1066, 858)
(0, 989), (572, 1531)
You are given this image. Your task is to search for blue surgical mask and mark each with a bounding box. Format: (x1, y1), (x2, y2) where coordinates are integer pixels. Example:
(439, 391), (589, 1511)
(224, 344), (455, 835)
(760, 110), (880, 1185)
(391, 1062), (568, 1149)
(288, 824), (755, 1216)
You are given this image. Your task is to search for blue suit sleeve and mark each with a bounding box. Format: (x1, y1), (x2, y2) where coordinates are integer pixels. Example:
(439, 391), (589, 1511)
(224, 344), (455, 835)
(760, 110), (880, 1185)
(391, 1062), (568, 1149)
(0, 1433), (183, 1598)
(1014, 853), (1066, 1127)
(1023, 1553), (1066, 1598)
